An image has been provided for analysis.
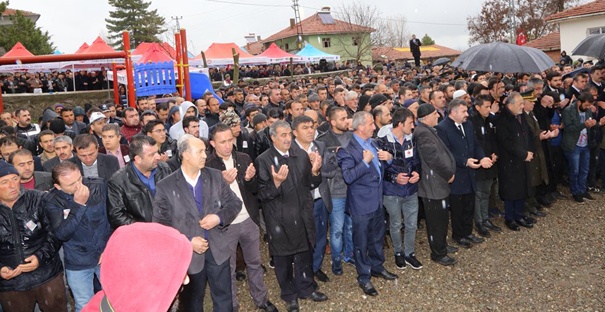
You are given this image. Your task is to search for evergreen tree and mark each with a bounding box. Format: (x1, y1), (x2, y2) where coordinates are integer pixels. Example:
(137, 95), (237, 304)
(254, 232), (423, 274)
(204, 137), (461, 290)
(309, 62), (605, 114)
(421, 34), (435, 46)
(0, 9), (54, 55)
(105, 0), (166, 49)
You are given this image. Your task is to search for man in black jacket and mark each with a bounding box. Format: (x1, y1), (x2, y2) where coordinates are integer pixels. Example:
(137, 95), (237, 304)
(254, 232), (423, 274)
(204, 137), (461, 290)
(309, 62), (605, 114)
(107, 136), (172, 229)
(207, 124), (277, 312)
(0, 161), (66, 311)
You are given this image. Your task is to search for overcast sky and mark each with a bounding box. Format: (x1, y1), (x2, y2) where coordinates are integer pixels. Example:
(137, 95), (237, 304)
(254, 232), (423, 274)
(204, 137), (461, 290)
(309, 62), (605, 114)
(13, 0), (487, 54)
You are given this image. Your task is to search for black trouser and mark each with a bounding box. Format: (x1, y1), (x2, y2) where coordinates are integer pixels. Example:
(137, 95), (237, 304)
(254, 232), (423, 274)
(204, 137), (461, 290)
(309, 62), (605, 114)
(273, 250), (315, 303)
(449, 193), (475, 240)
(180, 249), (233, 312)
(588, 146), (599, 187)
(422, 197), (449, 260)
(548, 145), (565, 193)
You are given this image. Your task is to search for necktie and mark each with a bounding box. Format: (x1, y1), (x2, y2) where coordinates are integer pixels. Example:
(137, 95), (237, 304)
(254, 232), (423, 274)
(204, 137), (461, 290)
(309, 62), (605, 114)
(457, 124), (465, 137)
(516, 115), (522, 125)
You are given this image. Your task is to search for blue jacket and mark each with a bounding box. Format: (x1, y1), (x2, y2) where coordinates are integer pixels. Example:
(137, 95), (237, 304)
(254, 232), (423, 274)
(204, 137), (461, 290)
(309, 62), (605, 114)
(337, 135), (385, 216)
(46, 177), (110, 270)
(376, 125), (420, 198)
(435, 118), (484, 195)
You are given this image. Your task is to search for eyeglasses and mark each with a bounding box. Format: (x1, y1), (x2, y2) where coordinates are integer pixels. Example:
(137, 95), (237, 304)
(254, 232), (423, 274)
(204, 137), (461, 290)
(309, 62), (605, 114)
(152, 128), (166, 134)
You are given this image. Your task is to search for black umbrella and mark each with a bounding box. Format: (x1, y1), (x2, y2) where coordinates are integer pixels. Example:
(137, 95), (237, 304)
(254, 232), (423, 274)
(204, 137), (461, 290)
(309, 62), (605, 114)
(432, 57), (451, 66)
(451, 42), (554, 73)
(572, 34), (605, 59)
(562, 66), (589, 80)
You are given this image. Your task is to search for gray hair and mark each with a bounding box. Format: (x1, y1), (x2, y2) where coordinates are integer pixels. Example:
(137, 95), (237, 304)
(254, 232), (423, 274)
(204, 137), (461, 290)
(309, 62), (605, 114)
(101, 123), (121, 136)
(505, 92), (522, 106)
(352, 111), (371, 131)
(446, 98), (467, 115)
(526, 77), (544, 90)
(177, 134), (196, 158)
(345, 90), (358, 101)
(269, 120), (291, 137)
(53, 135), (72, 146)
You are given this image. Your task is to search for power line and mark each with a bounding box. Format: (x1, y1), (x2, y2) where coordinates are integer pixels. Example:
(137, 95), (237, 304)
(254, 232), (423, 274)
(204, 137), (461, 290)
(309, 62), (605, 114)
(171, 16), (183, 31)
(204, 0), (289, 8)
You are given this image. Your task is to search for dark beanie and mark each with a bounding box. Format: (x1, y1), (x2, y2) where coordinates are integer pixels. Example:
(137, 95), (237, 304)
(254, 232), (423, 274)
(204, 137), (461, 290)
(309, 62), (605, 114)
(49, 118), (66, 134)
(0, 161), (19, 178)
(417, 103), (436, 119)
(369, 94), (388, 109)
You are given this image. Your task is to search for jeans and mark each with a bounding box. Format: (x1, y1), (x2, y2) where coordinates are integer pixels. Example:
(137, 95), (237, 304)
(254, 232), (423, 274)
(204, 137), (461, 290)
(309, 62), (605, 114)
(504, 199), (525, 222)
(564, 145), (590, 195)
(351, 208), (386, 285)
(475, 179), (494, 224)
(312, 198), (329, 273)
(330, 198), (353, 270)
(66, 265), (101, 312)
(383, 194), (418, 256)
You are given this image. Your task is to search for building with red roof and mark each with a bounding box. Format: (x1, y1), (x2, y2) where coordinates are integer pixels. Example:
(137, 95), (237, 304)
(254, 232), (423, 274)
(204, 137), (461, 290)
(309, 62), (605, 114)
(261, 7), (375, 65)
(545, 0), (605, 61)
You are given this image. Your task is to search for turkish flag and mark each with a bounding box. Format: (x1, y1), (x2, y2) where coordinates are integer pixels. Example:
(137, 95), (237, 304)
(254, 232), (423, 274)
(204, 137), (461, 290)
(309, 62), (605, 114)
(516, 31), (527, 45)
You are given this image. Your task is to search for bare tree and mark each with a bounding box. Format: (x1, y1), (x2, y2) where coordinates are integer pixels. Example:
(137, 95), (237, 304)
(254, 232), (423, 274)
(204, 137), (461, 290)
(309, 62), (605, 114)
(467, 0), (579, 45)
(334, 2), (379, 64)
(375, 14), (410, 47)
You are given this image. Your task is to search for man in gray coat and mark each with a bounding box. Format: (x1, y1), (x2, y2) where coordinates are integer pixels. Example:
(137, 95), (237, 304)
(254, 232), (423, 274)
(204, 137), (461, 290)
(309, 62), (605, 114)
(153, 134), (242, 312)
(415, 104), (456, 266)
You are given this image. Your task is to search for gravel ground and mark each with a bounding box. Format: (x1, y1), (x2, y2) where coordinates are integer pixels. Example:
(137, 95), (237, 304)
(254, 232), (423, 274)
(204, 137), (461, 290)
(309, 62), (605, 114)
(230, 190), (605, 312)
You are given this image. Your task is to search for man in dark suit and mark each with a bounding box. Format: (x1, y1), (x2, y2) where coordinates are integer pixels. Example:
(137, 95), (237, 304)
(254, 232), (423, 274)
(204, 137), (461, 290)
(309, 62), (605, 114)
(415, 104), (457, 266)
(409, 34), (422, 67)
(69, 134), (120, 182)
(255, 120), (328, 311)
(291, 116), (338, 283)
(153, 134), (242, 312)
(338, 111), (398, 297)
(495, 93), (536, 231)
(8, 149), (53, 191)
(42, 135), (74, 172)
(206, 124), (277, 312)
(436, 99), (493, 248)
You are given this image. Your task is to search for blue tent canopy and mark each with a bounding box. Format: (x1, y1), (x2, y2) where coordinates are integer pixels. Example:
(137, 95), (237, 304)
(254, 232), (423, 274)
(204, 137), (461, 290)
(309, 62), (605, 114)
(296, 43), (340, 62)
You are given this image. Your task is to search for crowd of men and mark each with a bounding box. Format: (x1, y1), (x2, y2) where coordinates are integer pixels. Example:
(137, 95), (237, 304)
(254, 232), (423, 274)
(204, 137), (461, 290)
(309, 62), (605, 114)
(1, 69), (110, 94)
(0, 58), (604, 312)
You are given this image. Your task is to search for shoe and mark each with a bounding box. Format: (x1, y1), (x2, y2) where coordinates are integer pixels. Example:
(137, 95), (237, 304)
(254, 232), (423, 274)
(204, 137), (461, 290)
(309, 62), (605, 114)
(537, 196), (553, 207)
(404, 253), (423, 270)
(300, 291), (328, 302)
(545, 193), (556, 202)
(344, 258), (356, 266)
(530, 210), (546, 217)
(285, 300), (299, 312)
(394, 252), (406, 270)
(588, 186), (600, 193)
(488, 207), (504, 218)
(314, 270), (329, 282)
(551, 191), (567, 199)
(261, 264), (267, 273)
(466, 234), (484, 244)
(583, 192), (596, 200)
(235, 270), (246, 281)
(446, 245), (459, 253)
(476, 224), (491, 237)
(523, 216), (536, 224)
(454, 237), (473, 248)
(259, 300), (278, 312)
(432, 255), (456, 266)
(516, 217), (534, 228)
(483, 219), (502, 232)
(505, 220), (520, 231)
(371, 269), (398, 280)
(268, 257), (275, 269)
(359, 282), (378, 296)
(573, 194), (585, 203)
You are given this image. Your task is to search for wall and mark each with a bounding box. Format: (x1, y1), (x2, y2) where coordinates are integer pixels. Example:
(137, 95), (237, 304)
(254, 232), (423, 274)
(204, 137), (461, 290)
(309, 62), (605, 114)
(559, 15), (605, 61)
(3, 90), (115, 121)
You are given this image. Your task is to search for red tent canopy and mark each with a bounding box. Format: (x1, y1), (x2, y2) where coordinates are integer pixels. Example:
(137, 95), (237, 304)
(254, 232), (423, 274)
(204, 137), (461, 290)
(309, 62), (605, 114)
(135, 42), (174, 64)
(1, 42), (34, 58)
(83, 36), (116, 54)
(194, 42), (255, 60)
(133, 42), (177, 59)
(258, 43), (301, 63)
(74, 43), (89, 54)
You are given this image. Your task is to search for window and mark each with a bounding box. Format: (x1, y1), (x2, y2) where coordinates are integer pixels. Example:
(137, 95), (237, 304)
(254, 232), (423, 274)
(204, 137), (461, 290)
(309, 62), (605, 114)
(322, 38), (331, 48)
(285, 43), (289, 50)
(587, 26), (605, 35)
(352, 37), (359, 46)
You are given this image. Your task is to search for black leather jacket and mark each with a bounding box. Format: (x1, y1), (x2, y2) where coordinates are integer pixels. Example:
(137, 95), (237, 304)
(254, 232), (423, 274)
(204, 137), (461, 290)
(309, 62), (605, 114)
(0, 188), (63, 292)
(107, 162), (172, 229)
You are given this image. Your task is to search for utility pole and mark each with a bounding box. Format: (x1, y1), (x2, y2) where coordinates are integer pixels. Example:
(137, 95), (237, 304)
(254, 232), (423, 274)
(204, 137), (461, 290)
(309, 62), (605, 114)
(292, 0), (303, 49)
(509, 0), (516, 44)
(172, 16), (183, 31)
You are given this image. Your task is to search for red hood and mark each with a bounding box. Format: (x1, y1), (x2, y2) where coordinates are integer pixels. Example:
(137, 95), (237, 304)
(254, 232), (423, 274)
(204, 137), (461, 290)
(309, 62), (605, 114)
(82, 223), (192, 311)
